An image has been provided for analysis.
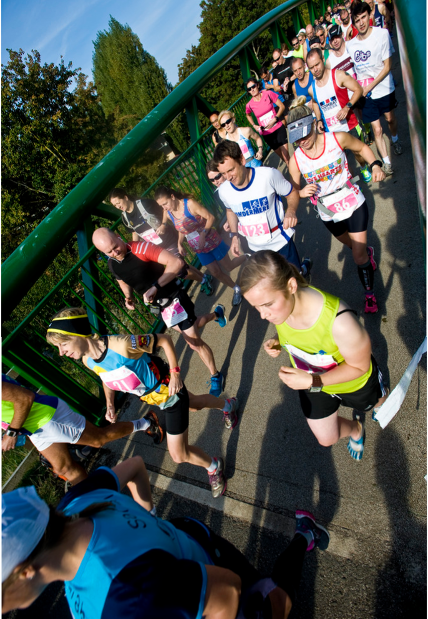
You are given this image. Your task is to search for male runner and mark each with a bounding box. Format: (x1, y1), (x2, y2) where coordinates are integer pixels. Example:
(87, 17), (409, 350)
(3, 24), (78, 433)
(367, 0), (392, 31)
(213, 141), (311, 277)
(291, 57), (314, 108)
(92, 228), (227, 397)
(338, 8), (354, 39)
(306, 48), (372, 182)
(271, 48), (293, 100)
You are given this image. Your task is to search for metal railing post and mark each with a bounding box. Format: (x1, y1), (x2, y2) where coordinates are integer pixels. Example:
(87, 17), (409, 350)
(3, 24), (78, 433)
(76, 217), (104, 331)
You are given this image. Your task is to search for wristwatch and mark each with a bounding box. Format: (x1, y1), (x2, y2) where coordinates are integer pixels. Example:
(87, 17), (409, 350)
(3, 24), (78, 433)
(308, 374), (323, 393)
(229, 232), (239, 238)
(346, 101), (353, 109)
(5, 427), (20, 437)
(369, 159), (383, 172)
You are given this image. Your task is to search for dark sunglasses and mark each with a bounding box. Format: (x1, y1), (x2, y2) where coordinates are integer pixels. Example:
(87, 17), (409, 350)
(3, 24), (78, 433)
(247, 84), (258, 92)
(210, 118), (219, 125)
(293, 42), (299, 46)
(210, 172), (223, 182)
(220, 118), (234, 127)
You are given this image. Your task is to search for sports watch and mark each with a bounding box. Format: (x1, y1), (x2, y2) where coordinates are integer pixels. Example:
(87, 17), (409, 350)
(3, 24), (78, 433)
(369, 160), (383, 172)
(346, 102), (353, 109)
(229, 232), (239, 238)
(309, 374), (323, 393)
(5, 427), (20, 437)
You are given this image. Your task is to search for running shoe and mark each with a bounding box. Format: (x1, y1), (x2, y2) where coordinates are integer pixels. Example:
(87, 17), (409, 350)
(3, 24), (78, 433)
(144, 411), (164, 445)
(208, 457), (227, 498)
(223, 397), (239, 430)
(392, 140), (403, 155)
(360, 165), (372, 183)
(200, 273), (214, 296)
(364, 293), (378, 314)
(367, 246), (377, 271)
(301, 257), (312, 283)
(295, 510), (330, 551)
(214, 304), (227, 328)
(208, 371), (225, 397)
(232, 286), (242, 306)
(383, 163), (394, 176)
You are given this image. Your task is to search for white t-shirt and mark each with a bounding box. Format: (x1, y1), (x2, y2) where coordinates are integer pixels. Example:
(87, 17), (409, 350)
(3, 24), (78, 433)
(346, 27), (395, 99)
(218, 167), (295, 252)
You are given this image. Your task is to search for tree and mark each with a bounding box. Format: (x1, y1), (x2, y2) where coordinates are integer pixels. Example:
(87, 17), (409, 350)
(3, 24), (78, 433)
(1, 49), (114, 261)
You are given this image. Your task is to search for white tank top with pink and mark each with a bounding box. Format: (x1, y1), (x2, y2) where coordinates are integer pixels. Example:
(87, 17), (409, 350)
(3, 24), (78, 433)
(294, 132), (365, 223)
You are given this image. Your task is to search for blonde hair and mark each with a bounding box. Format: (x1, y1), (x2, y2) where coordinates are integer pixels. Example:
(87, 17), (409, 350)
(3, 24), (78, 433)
(46, 307), (99, 345)
(218, 109), (235, 125)
(288, 96), (313, 124)
(240, 251), (308, 296)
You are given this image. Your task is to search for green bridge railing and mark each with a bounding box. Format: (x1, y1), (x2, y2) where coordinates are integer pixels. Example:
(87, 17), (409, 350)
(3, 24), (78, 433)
(2, 0), (425, 420)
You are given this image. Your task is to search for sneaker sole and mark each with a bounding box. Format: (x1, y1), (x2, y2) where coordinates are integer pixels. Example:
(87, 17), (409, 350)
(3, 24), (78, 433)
(295, 510), (330, 550)
(144, 411), (165, 444)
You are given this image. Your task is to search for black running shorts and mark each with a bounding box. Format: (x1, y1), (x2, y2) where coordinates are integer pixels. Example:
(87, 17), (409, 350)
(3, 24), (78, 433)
(298, 356), (384, 420)
(163, 384), (190, 435)
(263, 124), (288, 149)
(322, 200), (369, 237)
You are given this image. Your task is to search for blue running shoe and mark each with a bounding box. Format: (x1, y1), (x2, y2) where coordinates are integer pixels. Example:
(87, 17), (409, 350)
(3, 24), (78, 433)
(295, 510), (330, 551)
(360, 165), (372, 183)
(200, 273), (214, 296)
(214, 304), (227, 328)
(208, 372), (225, 397)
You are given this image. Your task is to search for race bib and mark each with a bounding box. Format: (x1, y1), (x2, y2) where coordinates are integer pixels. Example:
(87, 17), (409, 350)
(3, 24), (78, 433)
(259, 111), (275, 127)
(357, 77), (375, 88)
(240, 141), (252, 159)
(238, 222), (270, 237)
(237, 211), (272, 243)
(161, 298), (188, 328)
(186, 230), (201, 251)
(323, 106), (348, 132)
(141, 228), (163, 245)
(320, 185), (358, 214)
(100, 367), (147, 396)
(285, 344), (338, 374)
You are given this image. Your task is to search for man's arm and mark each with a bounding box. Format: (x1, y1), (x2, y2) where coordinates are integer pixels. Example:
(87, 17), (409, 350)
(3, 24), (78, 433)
(283, 185), (300, 228)
(272, 77), (283, 93)
(335, 71), (363, 120)
(381, 3), (392, 30)
(112, 456), (153, 512)
(225, 209), (241, 258)
(2, 382), (34, 451)
(132, 231), (140, 242)
(117, 279), (136, 311)
(143, 249), (185, 304)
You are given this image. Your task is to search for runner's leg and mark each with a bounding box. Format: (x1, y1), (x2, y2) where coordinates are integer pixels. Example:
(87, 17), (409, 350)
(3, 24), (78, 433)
(39, 443), (87, 484)
(206, 260), (235, 289)
(370, 118), (388, 160)
(176, 323), (218, 375)
(77, 418), (138, 447)
(306, 411), (362, 447)
(167, 429), (212, 468)
(384, 108), (398, 138)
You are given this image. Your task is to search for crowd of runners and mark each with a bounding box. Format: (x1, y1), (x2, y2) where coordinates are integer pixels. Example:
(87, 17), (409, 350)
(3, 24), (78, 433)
(3, 1), (403, 617)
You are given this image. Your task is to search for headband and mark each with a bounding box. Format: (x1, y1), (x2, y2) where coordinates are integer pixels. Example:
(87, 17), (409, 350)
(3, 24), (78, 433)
(47, 314), (92, 338)
(287, 113), (314, 143)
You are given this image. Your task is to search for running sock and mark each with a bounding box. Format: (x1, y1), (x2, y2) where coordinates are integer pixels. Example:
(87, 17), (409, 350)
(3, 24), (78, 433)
(211, 371), (221, 378)
(149, 506), (157, 517)
(207, 457), (218, 473)
(202, 274), (207, 284)
(132, 418), (151, 433)
(357, 259), (374, 291)
(391, 134), (399, 143)
(382, 156), (391, 165)
(271, 534), (309, 605)
(223, 399), (231, 413)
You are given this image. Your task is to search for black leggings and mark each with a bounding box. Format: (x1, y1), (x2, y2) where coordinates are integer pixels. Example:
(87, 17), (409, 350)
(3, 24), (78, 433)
(171, 517), (308, 617)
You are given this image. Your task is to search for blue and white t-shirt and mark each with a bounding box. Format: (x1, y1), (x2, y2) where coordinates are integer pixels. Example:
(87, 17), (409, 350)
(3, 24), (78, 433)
(218, 167), (295, 252)
(346, 27), (395, 99)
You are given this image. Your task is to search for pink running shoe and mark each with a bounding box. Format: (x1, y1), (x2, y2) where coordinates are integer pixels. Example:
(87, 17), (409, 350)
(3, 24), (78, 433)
(365, 293), (378, 313)
(367, 246), (377, 271)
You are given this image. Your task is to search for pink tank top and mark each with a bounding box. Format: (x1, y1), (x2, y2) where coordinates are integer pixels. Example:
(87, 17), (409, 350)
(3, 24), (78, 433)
(168, 199), (221, 253)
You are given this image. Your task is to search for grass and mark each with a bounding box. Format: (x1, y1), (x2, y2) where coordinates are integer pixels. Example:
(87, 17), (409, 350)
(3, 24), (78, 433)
(18, 460), (66, 506)
(2, 446), (29, 481)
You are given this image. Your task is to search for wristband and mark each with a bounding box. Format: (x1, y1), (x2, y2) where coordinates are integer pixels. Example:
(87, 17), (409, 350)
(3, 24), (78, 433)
(258, 146), (263, 150)
(153, 281), (162, 292)
(5, 428), (20, 437)
(369, 159), (383, 172)
(169, 366), (181, 373)
(229, 232), (239, 238)
(203, 228), (210, 235)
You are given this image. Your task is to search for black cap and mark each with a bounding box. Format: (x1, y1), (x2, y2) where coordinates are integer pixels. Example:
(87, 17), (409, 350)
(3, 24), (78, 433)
(329, 24), (342, 39)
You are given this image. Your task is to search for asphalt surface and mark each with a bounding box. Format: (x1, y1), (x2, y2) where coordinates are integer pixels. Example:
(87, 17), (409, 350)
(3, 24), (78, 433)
(6, 47), (426, 619)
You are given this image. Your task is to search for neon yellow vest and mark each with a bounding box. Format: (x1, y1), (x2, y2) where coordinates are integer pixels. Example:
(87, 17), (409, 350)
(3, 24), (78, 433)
(276, 287), (372, 394)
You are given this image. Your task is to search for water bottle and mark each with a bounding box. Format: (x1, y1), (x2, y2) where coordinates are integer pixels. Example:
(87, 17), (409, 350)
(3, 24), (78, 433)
(16, 434), (26, 447)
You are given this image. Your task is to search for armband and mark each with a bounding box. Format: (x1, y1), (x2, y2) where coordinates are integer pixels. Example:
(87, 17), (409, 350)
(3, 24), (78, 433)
(153, 281), (162, 292)
(169, 366), (181, 373)
(369, 160), (383, 172)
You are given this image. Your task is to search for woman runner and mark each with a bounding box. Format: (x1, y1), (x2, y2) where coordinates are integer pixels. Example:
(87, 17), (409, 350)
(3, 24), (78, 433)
(287, 97), (385, 313)
(241, 251), (388, 461)
(154, 186), (247, 307)
(217, 109), (264, 168)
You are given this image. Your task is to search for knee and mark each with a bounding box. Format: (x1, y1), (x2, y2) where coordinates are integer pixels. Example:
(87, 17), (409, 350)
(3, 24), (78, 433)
(169, 449), (189, 464)
(186, 337), (204, 352)
(88, 435), (104, 449)
(372, 125), (383, 138)
(208, 263), (221, 278)
(53, 461), (78, 480)
(316, 436), (338, 448)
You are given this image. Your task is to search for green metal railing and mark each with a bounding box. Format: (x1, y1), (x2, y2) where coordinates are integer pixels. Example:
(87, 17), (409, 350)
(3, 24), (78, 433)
(2, 0), (425, 418)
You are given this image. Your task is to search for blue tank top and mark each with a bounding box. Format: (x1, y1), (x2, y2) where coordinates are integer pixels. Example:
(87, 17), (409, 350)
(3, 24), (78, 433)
(374, 4), (384, 28)
(261, 78), (285, 103)
(295, 71), (315, 103)
(63, 487), (213, 619)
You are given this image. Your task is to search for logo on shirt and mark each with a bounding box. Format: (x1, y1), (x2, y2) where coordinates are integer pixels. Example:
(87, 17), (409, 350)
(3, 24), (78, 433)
(320, 96), (338, 112)
(138, 335), (150, 348)
(303, 157), (344, 183)
(354, 50), (371, 62)
(236, 196), (270, 218)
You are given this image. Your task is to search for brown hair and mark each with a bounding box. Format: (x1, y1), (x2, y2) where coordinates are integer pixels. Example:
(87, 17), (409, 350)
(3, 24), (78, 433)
(108, 187), (139, 202)
(206, 159), (219, 175)
(213, 140), (243, 165)
(240, 251), (308, 296)
(153, 185), (191, 202)
(46, 307), (99, 345)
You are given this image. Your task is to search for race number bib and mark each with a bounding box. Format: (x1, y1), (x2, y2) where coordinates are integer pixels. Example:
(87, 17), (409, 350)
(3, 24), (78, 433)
(100, 367), (147, 396)
(323, 107), (348, 132)
(238, 222), (270, 237)
(161, 298), (188, 328)
(186, 230), (202, 251)
(259, 110), (275, 127)
(357, 77), (375, 88)
(141, 228), (163, 245)
(320, 185), (358, 214)
(239, 141), (252, 159)
(285, 344), (338, 374)
(237, 211), (272, 244)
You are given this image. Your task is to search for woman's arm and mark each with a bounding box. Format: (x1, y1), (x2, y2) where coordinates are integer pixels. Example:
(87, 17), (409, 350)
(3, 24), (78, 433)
(187, 198), (216, 251)
(156, 333), (183, 396)
(156, 209), (169, 234)
(246, 113), (260, 133)
(335, 132), (385, 181)
(244, 126), (264, 159)
(103, 383), (117, 422)
(112, 456), (153, 512)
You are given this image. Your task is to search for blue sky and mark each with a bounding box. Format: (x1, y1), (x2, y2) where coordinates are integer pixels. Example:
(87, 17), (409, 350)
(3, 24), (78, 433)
(1, 0), (203, 85)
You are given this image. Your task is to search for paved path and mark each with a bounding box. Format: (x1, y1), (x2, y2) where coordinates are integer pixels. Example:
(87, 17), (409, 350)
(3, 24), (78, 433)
(8, 47), (426, 619)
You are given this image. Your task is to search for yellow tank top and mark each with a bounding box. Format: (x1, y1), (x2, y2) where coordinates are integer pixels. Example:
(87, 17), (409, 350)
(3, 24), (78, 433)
(276, 287), (372, 394)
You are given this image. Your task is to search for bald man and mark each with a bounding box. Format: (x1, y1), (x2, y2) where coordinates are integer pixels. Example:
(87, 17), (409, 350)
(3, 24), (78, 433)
(92, 228), (228, 397)
(303, 24), (315, 61)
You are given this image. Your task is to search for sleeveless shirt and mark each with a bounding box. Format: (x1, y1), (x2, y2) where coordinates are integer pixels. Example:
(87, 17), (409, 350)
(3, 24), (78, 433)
(312, 68), (358, 133)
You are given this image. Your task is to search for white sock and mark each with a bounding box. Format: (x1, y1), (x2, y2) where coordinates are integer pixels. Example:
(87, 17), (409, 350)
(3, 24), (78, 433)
(132, 418), (150, 433)
(234, 285), (240, 292)
(149, 506), (157, 517)
(223, 399), (231, 413)
(202, 274), (207, 283)
(391, 134), (399, 143)
(382, 156), (391, 165)
(207, 457), (218, 473)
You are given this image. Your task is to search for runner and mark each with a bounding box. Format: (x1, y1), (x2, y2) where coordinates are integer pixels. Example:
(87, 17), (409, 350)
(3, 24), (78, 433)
(287, 98), (386, 313)
(290, 35), (305, 59)
(217, 109), (264, 168)
(245, 78), (290, 164)
(2, 460), (330, 618)
(154, 186), (246, 306)
(92, 228), (226, 395)
(241, 250), (388, 460)
(108, 187), (207, 292)
(346, 1), (402, 174)
(271, 48), (294, 106)
(2, 373), (162, 485)
(367, 0), (392, 30)
(46, 308), (238, 496)
(290, 56), (315, 108)
(338, 8), (354, 39)
(209, 110), (227, 146)
(306, 48), (373, 183)
(213, 140), (312, 278)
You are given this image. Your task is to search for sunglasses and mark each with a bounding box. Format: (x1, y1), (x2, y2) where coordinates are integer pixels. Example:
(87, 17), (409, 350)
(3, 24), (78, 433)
(220, 118), (234, 127)
(210, 172), (222, 182)
(247, 84), (258, 92)
(293, 42), (299, 46)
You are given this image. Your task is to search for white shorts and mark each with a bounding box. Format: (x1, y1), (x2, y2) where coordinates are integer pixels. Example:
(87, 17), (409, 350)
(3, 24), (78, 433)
(29, 399), (86, 452)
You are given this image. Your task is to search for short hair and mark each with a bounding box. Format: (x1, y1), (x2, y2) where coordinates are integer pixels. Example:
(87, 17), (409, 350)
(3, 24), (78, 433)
(206, 159), (218, 175)
(307, 47), (324, 63)
(272, 48), (281, 56)
(314, 24), (325, 33)
(209, 110), (220, 117)
(213, 140), (243, 165)
(291, 56), (305, 68)
(108, 187), (128, 202)
(351, 1), (371, 21)
(218, 109), (235, 125)
(340, 8), (349, 15)
(260, 65), (270, 76)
